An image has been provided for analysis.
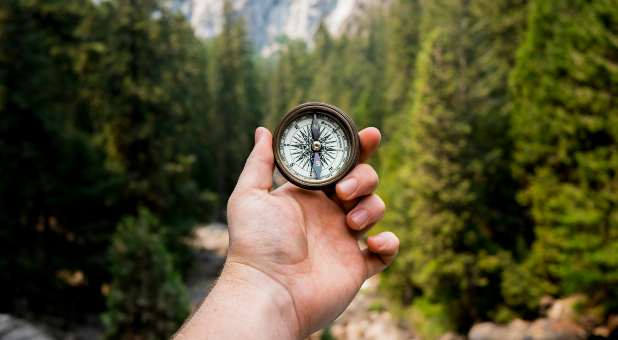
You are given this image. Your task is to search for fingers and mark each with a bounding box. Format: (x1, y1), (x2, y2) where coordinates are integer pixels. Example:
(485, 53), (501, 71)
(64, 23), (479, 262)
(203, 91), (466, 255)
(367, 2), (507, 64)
(235, 127), (274, 192)
(346, 194), (385, 230)
(358, 127), (381, 163)
(363, 231), (399, 278)
(335, 164), (379, 201)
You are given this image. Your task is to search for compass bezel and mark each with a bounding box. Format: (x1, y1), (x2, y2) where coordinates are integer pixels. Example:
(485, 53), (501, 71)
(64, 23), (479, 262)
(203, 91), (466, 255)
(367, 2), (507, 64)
(273, 102), (360, 190)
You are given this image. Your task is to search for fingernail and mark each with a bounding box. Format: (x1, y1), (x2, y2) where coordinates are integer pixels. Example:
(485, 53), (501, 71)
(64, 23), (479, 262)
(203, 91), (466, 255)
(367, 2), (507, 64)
(254, 127), (264, 144)
(350, 209), (368, 228)
(338, 178), (358, 198)
(371, 232), (389, 244)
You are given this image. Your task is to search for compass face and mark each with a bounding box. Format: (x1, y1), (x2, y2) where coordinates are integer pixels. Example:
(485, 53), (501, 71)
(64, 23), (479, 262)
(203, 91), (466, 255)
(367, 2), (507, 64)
(273, 102), (360, 189)
(279, 114), (350, 182)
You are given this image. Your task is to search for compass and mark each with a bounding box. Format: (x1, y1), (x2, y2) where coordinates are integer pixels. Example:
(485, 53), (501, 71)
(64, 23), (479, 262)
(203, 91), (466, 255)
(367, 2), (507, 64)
(273, 102), (360, 190)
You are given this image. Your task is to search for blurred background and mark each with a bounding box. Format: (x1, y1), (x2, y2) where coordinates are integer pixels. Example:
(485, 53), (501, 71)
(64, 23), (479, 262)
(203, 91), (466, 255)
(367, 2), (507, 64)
(1, 0), (616, 339)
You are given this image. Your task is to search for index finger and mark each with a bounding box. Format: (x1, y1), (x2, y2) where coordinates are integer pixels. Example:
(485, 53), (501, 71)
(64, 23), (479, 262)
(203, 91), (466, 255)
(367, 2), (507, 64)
(358, 127), (381, 162)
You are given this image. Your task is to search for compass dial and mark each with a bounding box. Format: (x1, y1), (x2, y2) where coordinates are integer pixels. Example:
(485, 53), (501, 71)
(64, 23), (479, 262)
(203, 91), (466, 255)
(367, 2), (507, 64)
(273, 102), (360, 190)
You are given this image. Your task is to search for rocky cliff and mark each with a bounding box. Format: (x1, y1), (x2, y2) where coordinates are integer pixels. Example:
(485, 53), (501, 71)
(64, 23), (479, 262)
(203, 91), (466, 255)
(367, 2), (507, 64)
(176, 0), (384, 54)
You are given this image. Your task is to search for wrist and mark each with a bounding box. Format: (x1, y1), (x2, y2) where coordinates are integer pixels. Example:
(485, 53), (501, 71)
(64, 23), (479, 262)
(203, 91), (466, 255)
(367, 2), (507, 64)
(219, 260), (301, 339)
(175, 260), (301, 340)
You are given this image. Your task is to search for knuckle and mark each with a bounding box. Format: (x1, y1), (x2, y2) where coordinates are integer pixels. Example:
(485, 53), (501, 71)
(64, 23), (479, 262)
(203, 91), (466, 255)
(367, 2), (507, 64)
(253, 153), (273, 166)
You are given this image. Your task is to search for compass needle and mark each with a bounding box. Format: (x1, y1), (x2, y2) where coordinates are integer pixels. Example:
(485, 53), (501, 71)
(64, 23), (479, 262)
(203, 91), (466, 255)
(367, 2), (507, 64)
(311, 113), (321, 141)
(312, 152), (322, 179)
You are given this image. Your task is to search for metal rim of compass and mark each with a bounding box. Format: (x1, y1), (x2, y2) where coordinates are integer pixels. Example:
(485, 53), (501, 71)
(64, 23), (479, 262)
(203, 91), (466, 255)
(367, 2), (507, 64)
(273, 102), (360, 190)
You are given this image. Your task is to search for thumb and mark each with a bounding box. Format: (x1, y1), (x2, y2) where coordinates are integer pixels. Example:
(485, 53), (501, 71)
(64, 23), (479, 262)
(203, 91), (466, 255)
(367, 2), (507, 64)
(235, 127), (274, 191)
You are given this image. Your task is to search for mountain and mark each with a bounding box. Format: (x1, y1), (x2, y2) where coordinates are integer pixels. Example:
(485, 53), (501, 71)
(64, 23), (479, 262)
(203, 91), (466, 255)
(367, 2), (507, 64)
(176, 0), (385, 55)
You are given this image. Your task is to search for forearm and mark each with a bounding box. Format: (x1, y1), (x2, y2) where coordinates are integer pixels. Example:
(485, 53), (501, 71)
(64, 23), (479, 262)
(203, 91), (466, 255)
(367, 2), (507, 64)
(174, 262), (299, 340)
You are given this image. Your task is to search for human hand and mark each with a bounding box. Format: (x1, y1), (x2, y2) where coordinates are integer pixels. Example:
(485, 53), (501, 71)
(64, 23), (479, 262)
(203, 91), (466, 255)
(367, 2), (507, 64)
(175, 127), (399, 340)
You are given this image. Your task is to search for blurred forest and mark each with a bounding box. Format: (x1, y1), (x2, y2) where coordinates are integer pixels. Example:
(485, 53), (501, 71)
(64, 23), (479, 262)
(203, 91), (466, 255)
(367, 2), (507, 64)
(1, 0), (617, 339)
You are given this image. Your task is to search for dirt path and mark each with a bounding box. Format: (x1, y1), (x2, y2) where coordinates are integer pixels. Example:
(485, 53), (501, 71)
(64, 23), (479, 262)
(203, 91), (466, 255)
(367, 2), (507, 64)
(186, 224), (416, 340)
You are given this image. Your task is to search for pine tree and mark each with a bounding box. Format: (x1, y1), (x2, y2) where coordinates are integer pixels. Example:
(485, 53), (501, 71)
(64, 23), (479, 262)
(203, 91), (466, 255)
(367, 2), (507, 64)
(102, 209), (189, 340)
(0, 0), (122, 317)
(263, 40), (314, 129)
(95, 0), (208, 251)
(379, 0), (423, 211)
(384, 0), (422, 116)
(209, 0), (263, 215)
(508, 0), (618, 312)
(351, 11), (388, 131)
(380, 0), (529, 334)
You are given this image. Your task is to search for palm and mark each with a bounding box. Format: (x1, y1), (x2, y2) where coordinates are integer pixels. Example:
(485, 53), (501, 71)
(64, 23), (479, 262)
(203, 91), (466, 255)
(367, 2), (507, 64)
(220, 127), (397, 338)
(176, 128), (396, 340)
(228, 183), (368, 332)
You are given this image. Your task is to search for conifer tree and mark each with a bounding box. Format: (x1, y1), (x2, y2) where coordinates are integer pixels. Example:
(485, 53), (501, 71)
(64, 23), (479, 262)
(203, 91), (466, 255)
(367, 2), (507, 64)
(384, 0), (422, 116)
(102, 209), (189, 340)
(508, 0), (618, 312)
(96, 0), (208, 246)
(380, 0), (529, 334)
(379, 0), (423, 207)
(0, 0), (121, 316)
(209, 0), (263, 214)
(263, 40), (314, 129)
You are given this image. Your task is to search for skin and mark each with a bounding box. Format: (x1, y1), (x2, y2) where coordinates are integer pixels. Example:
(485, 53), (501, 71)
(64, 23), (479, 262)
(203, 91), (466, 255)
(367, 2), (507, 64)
(174, 126), (400, 339)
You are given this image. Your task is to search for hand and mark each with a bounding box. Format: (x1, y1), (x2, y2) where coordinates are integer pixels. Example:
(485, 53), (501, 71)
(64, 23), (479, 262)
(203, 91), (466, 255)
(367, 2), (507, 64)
(175, 127), (399, 340)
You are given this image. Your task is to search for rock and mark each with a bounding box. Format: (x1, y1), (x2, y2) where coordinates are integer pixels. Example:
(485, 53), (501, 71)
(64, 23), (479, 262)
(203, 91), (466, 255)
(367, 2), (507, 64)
(540, 295), (556, 316)
(469, 322), (510, 340)
(468, 319), (530, 340)
(439, 331), (465, 340)
(190, 223), (229, 256)
(608, 314), (618, 340)
(607, 314), (618, 333)
(185, 0), (385, 55)
(510, 318), (532, 333)
(547, 295), (586, 322)
(526, 318), (586, 340)
(0, 314), (54, 340)
(592, 326), (609, 338)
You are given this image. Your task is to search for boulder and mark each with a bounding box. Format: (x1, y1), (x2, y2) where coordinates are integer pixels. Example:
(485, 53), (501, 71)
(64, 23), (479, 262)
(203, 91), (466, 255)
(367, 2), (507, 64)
(607, 314), (618, 333)
(468, 319), (529, 340)
(547, 295), (586, 322)
(438, 331), (465, 340)
(525, 318), (586, 340)
(539, 295), (556, 316)
(0, 314), (54, 340)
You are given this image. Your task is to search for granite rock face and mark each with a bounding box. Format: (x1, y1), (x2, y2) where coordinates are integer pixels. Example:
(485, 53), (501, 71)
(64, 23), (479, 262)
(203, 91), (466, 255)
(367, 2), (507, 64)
(176, 0), (385, 54)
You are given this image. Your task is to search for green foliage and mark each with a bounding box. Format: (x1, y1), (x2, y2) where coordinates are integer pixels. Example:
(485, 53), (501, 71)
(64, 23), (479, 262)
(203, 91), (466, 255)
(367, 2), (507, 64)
(510, 0), (618, 312)
(95, 0), (210, 225)
(262, 5), (392, 134)
(320, 327), (337, 340)
(2, 0), (616, 336)
(94, 0), (214, 265)
(384, 0), (421, 115)
(379, 0), (530, 334)
(0, 0), (124, 318)
(102, 209), (189, 340)
(208, 1), (263, 215)
(408, 297), (453, 340)
(263, 40), (315, 129)
(0, 0), (215, 325)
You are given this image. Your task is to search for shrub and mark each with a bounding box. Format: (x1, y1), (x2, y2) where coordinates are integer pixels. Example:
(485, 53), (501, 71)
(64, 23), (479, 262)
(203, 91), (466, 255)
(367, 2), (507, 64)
(102, 209), (190, 340)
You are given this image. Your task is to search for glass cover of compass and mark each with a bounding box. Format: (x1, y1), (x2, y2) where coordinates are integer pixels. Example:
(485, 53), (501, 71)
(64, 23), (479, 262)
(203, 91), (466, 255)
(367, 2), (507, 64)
(273, 102), (360, 190)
